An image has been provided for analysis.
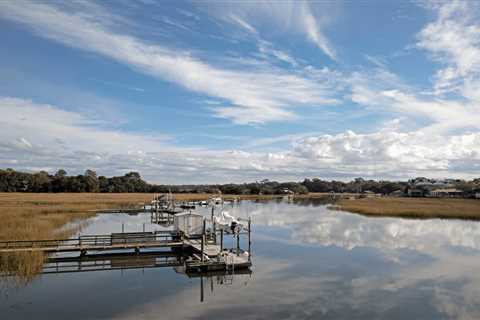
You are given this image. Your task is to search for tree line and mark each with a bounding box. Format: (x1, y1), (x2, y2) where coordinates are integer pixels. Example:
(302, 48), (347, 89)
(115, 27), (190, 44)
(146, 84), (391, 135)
(0, 168), (479, 195)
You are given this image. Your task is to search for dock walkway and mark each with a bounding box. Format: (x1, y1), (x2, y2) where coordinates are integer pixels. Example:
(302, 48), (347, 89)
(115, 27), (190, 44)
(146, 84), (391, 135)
(184, 239), (221, 257)
(0, 231), (182, 253)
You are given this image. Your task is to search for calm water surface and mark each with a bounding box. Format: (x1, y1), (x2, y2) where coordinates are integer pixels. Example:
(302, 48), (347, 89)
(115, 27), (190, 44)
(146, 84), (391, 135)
(2, 199), (480, 319)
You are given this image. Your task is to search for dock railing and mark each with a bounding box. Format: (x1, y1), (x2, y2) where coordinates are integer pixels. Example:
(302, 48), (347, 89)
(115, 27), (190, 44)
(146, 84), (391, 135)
(0, 230), (180, 253)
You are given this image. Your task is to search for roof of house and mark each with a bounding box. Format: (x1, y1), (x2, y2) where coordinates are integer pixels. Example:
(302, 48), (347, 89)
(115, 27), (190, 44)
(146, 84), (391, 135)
(431, 188), (463, 193)
(390, 190), (404, 194)
(175, 212), (203, 217)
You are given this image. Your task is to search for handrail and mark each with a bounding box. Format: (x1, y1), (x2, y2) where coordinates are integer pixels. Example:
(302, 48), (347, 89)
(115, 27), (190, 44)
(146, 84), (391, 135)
(0, 231), (180, 250)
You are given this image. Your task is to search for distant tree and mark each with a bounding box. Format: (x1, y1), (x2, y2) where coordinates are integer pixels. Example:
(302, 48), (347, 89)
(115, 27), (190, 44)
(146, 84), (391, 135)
(31, 171), (51, 192)
(55, 169), (67, 177)
(84, 170), (99, 193)
(51, 169), (68, 192)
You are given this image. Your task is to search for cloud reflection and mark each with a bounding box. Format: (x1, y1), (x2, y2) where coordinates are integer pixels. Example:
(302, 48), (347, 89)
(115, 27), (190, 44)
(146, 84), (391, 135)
(237, 200), (480, 254)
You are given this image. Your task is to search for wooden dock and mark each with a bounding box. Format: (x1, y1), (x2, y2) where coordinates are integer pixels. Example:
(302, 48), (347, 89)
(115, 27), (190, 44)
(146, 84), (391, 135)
(0, 231), (182, 254)
(185, 239), (221, 257)
(1, 202), (253, 274)
(90, 208), (146, 214)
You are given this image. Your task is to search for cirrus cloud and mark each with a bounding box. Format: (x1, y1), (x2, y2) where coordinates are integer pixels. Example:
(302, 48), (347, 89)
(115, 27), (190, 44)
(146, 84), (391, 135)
(0, 0), (339, 125)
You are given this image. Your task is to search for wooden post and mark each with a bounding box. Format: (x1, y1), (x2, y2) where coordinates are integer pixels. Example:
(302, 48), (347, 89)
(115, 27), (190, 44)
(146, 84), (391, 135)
(248, 218), (251, 262)
(122, 223), (124, 233)
(200, 275), (204, 303)
(201, 218), (206, 262)
(211, 206), (216, 243)
(236, 233), (240, 256)
(201, 235), (204, 262)
(143, 223), (145, 233)
(220, 229), (223, 252)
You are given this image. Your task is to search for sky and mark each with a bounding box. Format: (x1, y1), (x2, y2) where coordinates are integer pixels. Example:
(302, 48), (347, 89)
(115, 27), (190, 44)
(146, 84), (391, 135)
(0, 0), (479, 184)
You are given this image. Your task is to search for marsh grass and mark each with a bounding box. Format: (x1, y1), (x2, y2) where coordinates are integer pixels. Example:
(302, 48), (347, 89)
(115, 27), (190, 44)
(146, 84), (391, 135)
(335, 197), (480, 220)
(0, 193), (162, 283)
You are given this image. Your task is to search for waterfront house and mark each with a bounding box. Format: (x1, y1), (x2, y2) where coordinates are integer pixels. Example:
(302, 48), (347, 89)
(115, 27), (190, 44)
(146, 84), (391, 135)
(282, 188), (295, 195)
(363, 190), (376, 198)
(429, 188), (464, 198)
(408, 188), (425, 197)
(389, 190), (404, 197)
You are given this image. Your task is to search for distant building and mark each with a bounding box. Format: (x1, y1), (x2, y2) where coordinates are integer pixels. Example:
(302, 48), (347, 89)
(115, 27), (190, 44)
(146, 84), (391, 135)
(429, 188), (464, 198)
(408, 189), (425, 197)
(410, 177), (454, 190)
(475, 192), (480, 199)
(389, 190), (404, 197)
(364, 190), (376, 197)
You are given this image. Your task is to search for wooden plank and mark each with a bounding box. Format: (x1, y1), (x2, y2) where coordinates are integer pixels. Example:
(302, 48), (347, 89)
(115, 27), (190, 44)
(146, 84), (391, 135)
(184, 239), (221, 257)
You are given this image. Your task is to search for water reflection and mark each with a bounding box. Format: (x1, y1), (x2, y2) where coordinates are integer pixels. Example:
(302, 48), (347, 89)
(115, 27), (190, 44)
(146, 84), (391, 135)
(227, 200), (480, 253)
(2, 200), (480, 319)
(42, 251), (252, 303)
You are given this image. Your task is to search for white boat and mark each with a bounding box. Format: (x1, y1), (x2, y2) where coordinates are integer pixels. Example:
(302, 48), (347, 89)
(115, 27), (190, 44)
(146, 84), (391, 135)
(214, 210), (244, 234)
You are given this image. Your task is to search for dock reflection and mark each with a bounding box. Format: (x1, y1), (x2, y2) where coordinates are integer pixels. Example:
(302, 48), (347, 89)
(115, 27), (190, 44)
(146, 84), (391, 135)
(42, 251), (252, 303)
(43, 251), (184, 274)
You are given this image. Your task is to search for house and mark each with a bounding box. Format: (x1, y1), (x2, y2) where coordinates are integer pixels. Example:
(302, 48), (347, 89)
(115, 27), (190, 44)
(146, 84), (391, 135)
(282, 188), (294, 195)
(363, 190), (376, 197)
(408, 189), (425, 197)
(389, 190), (404, 197)
(429, 188), (464, 198)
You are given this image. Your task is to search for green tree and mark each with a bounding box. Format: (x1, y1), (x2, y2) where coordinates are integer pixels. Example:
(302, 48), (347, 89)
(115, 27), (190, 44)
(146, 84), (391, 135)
(84, 169), (99, 192)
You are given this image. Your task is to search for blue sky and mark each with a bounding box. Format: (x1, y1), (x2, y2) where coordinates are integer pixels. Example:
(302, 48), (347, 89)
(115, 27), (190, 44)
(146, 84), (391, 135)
(0, 0), (479, 183)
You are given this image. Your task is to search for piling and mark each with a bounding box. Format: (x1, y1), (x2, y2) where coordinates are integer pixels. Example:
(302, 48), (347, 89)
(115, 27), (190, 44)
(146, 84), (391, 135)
(220, 229), (223, 252)
(211, 206), (216, 243)
(236, 233), (240, 256)
(248, 218), (251, 262)
(201, 218), (206, 262)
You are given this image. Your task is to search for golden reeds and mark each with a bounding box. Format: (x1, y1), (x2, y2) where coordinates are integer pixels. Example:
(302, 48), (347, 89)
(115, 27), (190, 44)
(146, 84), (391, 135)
(335, 197), (480, 220)
(0, 193), (159, 283)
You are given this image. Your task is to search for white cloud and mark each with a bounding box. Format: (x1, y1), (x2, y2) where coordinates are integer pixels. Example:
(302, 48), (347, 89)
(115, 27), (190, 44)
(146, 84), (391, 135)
(229, 14), (257, 34)
(300, 3), (337, 60)
(292, 129), (480, 178)
(349, 66), (480, 135)
(0, 97), (170, 154)
(1, 1), (480, 182)
(199, 1), (338, 60)
(2, 97), (479, 182)
(417, 1), (480, 97)
(257, 39), (298, 67)
(0, 0), (339, 125)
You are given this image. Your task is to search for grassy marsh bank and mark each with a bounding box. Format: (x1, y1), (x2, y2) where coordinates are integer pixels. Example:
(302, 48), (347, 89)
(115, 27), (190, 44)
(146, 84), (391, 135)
(0, 193), (155, 281)
(335, 197), (480, 220)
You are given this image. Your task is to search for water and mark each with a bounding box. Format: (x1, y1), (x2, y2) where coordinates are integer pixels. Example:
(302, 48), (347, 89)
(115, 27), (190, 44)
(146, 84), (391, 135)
(2, 199), (480, 319)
